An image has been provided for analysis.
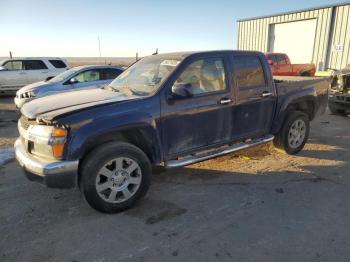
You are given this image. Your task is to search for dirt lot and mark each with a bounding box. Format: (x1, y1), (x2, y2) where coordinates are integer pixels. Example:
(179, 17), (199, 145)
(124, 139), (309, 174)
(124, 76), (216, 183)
(1, 97), (350, 262)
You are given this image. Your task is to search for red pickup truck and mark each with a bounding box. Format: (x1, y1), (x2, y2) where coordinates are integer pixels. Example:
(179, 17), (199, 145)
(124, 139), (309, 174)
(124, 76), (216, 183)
(265, 53), (316, 77)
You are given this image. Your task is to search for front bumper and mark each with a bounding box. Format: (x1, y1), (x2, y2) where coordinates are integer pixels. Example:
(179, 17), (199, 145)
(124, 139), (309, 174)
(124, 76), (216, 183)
(14, 138), (79, 188)
(329, 94), (350, 111)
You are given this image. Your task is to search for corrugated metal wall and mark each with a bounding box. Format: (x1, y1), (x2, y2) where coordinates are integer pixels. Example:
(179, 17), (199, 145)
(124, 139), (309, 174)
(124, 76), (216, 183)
(237, 3), (350, 70)
(328, 4), (350, 69)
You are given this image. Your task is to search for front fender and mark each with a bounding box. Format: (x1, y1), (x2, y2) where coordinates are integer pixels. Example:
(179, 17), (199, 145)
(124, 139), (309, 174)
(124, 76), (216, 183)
(64, 111), (162, 163)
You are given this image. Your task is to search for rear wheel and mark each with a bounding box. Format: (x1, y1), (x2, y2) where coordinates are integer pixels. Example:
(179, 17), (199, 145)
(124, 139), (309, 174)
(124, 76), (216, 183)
(80, 142), (151, 213)
(273, 111), (310, 155)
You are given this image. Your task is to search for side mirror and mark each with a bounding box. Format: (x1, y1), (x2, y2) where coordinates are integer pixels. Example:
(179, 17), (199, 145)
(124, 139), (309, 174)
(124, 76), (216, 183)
(268, 60), (274, 66)
(171, 83), (193, 98)
(0, 66), (7, 71)
(69, 78), (79, 84)
(45, 76), (54, 81)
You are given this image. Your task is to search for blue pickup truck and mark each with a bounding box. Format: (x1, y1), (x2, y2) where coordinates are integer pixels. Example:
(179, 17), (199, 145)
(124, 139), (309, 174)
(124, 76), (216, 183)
(15, 50), (328, 213)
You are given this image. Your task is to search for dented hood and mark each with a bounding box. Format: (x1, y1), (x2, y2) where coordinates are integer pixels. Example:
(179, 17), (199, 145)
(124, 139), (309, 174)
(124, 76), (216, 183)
(21, 88), (137, 121)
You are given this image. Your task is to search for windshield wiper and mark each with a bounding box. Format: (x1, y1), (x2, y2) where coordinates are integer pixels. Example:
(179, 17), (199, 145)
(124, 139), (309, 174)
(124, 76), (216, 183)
(112, 85), (134, 95)
(107, 85), (149, 96)
(129, 89), (148, 96)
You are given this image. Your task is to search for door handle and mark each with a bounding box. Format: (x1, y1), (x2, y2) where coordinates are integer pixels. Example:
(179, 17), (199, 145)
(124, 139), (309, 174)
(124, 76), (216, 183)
(262, 92), (273, 97)
(220, 98), (232, 105)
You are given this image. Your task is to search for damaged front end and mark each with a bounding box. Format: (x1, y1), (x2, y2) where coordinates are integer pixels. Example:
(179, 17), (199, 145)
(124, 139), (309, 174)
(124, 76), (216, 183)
(330, 65), (350, 93)
(329, 64), (350, 114)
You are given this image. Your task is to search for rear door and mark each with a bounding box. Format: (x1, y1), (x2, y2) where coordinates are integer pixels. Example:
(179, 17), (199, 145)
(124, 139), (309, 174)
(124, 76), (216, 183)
(231, 54), (276, 139)
(161, 55), (233, 159)
(23, 60), (49, 84)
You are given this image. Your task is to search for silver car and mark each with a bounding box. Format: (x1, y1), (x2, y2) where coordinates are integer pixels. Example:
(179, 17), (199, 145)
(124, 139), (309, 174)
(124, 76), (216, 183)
(14, 65), (123, 108)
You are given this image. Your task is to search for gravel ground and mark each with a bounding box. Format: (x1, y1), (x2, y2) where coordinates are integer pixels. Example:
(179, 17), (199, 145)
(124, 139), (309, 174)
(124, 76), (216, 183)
(0, 97), (350, 262)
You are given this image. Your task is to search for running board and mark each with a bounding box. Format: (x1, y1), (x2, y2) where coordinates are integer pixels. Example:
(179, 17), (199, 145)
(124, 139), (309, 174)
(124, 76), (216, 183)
(165, 135), (274, 168)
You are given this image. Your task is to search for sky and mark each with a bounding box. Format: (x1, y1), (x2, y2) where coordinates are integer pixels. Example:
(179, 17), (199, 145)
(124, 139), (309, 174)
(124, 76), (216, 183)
(0, 0), (346, 57)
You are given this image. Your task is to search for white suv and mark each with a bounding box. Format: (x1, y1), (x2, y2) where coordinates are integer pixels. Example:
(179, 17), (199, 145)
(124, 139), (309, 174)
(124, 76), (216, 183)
(0, 57), (69, 94)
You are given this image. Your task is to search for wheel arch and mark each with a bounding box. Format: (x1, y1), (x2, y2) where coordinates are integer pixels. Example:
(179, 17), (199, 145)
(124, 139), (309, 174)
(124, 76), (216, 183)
(78, 127), (162, 165)
(272, 95), (316, 134)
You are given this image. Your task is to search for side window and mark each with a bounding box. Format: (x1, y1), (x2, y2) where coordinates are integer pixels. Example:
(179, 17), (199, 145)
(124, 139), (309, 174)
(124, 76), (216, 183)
(24, 60), (48, 70)
(49, 60), (67, 68)
(233, 56), (266, 88)
(74, 70), (100, 83)
(175, 58), (226, 95)
(100, 68), (123, 80)
(275, 55), (287, 65)
(3, 61), (23, 70)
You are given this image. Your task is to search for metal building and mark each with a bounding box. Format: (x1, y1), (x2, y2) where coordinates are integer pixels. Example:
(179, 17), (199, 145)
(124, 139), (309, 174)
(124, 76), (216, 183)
(237, 2), (350, 71)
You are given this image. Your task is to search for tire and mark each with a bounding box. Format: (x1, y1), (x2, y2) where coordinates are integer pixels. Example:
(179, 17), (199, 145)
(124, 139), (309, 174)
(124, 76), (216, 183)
(80, 142), (151, 213)
(273, 111), (310, 155)
(328, 103), (346, 115)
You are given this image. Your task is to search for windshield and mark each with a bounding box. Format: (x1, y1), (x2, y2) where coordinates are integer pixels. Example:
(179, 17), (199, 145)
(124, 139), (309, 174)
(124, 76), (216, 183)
(108, 56), (181, 96)
(48, 68), (79, 83)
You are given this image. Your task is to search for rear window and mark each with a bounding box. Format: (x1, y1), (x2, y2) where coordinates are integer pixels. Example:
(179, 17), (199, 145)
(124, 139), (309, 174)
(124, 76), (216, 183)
(266, 55), (277, 64)
(100, 68), (123, 80)
(233, 56), (266, 88)
(275, 54), (287, 65)
(49, 59), (67, 68)
(24, 60), (48, 70)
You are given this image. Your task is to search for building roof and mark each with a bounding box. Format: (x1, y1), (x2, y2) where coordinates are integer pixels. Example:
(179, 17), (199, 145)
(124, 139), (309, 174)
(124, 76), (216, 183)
(237, 1), (350, 22)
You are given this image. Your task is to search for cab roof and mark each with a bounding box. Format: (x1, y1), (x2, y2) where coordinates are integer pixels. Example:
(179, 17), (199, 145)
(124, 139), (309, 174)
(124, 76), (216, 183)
(148, 50), (264, 60)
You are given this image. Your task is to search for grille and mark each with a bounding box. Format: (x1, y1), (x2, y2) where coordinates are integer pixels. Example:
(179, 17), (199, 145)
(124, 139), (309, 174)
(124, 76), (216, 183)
(19, 116), (36, 130)
(335, 95), (350, 102)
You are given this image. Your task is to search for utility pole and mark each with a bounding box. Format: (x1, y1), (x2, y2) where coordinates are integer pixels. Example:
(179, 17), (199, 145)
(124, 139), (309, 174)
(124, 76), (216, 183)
(98, 36), (102, 57)
(9, 51), (12, 59)
(97, 36), (106, 64)
(98, 36), (102, 62)
(136, 52), (138, 61)
(152, 48), (158, 55)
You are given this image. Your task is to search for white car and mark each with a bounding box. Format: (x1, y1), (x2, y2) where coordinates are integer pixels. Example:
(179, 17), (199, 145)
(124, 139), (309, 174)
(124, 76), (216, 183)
(14, 65), (124, 108)
(0, 57), (69, 94)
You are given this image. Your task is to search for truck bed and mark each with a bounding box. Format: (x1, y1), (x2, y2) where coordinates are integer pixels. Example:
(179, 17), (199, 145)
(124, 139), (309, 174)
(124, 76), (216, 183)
(273, 76), (329, 118)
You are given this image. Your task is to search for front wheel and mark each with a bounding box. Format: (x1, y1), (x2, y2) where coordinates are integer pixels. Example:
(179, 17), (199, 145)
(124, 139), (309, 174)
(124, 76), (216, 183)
(80, 142), (151, 213)
(273, 111), (310, 155)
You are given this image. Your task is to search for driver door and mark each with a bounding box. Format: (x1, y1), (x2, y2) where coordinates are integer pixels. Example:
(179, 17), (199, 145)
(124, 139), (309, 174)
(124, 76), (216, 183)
(161, 56), (233, 159)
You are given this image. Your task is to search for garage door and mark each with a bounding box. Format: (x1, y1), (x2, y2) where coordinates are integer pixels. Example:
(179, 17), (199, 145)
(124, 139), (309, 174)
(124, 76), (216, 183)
(268, 19), (317, 64)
